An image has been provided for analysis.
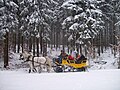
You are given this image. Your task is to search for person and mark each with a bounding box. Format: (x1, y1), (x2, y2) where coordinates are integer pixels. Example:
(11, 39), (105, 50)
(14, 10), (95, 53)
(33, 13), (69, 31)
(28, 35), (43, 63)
(71, 51), (77, 58)
(58, 50), (68, 64)
(76, 53), (80, 60)
(76, 54), (86, 63)
(68, 54), (74, 60)
(79, 54), (86, 60)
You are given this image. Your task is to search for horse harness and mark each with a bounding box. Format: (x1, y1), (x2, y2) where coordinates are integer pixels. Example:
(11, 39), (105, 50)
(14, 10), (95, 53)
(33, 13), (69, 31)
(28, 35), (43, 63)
(23, 55), (49, 67)
(31, 56), (48, 67)
(32, 56), (35, 67)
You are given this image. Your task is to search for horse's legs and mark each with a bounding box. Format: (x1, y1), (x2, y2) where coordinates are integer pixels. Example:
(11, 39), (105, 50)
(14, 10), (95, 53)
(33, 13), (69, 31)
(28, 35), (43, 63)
(28, 61), (32, 73)
(34, 68), (37, 72)
(29, 68), (31, 73)
(38, 66), (42, 73)
(47, 68), (50, 73)
(46, 65), (51, 73)
(46, 60), (51, 73)
(32, 69), (34, 72)
(33, 68), (37, 72)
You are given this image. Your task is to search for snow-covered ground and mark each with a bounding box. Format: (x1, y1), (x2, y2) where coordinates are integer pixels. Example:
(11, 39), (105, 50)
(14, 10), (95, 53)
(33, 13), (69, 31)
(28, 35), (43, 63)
(89, 49), (118, 70)
(0, 69), (120, 90)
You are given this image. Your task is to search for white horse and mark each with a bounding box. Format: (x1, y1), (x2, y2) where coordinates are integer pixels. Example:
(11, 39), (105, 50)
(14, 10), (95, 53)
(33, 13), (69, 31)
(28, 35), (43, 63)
(20, 51), (52, 73)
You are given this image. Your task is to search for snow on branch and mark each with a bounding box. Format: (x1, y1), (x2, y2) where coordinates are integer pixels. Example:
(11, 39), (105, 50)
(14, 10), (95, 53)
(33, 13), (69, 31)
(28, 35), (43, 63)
(68, 35), (73, 41)
(115, 21), (120, 26)
(10, 1), (19, 8)
(69, 23), (79, 30)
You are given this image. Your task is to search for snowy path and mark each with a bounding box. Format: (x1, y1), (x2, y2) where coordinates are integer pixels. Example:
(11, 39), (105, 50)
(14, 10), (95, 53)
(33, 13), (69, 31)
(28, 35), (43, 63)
(0, 69), (120, 90)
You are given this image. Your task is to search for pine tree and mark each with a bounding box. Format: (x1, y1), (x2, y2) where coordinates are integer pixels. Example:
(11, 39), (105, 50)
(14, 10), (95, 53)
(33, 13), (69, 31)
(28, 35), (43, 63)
(0, 0), (18, 68)
(61, 0), (104, 55)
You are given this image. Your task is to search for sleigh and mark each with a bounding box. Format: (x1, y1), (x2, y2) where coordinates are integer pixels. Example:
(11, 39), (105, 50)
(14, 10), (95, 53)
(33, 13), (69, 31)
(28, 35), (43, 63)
(53, 57), (89, 72)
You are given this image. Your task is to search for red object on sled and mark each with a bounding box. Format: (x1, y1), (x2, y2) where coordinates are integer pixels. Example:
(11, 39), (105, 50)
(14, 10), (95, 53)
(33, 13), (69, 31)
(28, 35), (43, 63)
(68, 55), (74, 60)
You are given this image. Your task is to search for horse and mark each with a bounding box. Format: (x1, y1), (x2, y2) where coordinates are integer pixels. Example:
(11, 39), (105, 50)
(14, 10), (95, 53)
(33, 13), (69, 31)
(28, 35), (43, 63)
(27, 55), (52, 73)
(19, 51), (52, 73)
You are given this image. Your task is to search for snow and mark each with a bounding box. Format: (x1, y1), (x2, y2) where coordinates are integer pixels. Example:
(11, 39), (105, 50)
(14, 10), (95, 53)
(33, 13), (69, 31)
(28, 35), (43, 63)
(87, 17), (96, 23)
(74, 14), (81, 20)
(61, 0), (74, 8)
(36, 33), (40, 38)
(50, 0), (58, 5)
(84, 33), (91, 39)
(90, 49), (118, 70)
(69, 23), (79, 30)
(0, 69), (120, 90)
(65, 16), (73, 22)
(10, 1), (19, 8)
(68, 35), (73, 41)
(91, 9), (102, 15)
(0, 7), (5, 11)
(115, 21), (120, 26)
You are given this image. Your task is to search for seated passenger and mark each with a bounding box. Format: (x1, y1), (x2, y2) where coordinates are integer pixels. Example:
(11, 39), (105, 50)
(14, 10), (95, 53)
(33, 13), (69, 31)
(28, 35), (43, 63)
(58, 50), (68, 63)
(76, 53), (80, 60)
(76, 54), (86, 63)
(60, 50), (68, 58)
(68, 55), (74, 60)
(78, 54), (86, 60)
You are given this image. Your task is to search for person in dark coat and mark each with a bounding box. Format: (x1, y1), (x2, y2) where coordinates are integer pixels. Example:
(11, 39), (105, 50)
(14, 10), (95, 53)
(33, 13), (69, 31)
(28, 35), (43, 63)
(79, 54), (86, 60)
(58, 50), (68, 64)
(76, 54), (86, 63)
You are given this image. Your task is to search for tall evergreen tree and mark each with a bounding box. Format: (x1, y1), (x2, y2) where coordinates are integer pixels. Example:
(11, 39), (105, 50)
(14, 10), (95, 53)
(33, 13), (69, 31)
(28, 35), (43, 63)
(61, 0), (104, 54)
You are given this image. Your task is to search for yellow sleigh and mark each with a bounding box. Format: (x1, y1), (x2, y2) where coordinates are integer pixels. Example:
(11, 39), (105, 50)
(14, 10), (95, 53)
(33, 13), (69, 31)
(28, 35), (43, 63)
(53, 57), (89, 72)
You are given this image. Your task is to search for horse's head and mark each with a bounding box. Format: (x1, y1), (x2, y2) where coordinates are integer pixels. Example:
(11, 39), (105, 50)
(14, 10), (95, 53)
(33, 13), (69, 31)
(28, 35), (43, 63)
(19, 51), (32, 61)
(26, 55), (32, 61)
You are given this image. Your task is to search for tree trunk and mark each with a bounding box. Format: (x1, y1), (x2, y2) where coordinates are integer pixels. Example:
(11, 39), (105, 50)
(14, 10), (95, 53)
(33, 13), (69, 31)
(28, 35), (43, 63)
(33, 35), (36, 56)
(67, 42), (70, 54)
(17, 11), (21, 53)
(43, 40), (47, 57)
(40, 31), (43, 54)
(80, 44), (82, 55)
(17, 31), (21, 53)
(98, 45), (100, 56)
(29, 34), (32, 52)
(97, 32), (101, 56)
(113, 14), (117, 57)
(36, 37), (39, 57)
(84, 45), (87, 56)
(13, 32), (16, 53)
(50, 24), (53, 49)
(76, 33), (80, 54)
(4, 31), (9, 68)
(100, 31), (104, 53)
(53, 28), (55, 48)
(93, 46), (96, 59)
(56, 31), (59, 50)
(62, 30), (65, 51)
(21, 35), (24, 52)
(104, 20), (109, 50)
